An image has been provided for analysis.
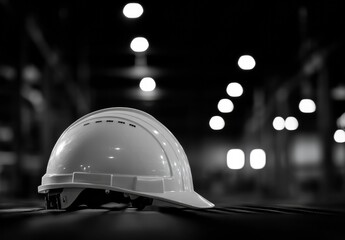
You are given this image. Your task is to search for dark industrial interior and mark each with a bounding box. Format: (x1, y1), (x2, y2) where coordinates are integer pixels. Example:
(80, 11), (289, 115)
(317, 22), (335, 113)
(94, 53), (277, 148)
(1, 0), (345, 239)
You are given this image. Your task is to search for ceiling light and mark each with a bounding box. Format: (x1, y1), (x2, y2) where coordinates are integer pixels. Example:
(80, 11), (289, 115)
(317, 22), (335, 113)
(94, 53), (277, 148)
(130, 37), (149, 53)
(299, 99), (316, 113)
(285, 116), (298, 131)
(139, 77), (156, 92)
(250, 149), (266, 169)
(238, 55), (256, 70)
(334, 129), (345, 143)
(217, 99), (234, 113)
(272, 116), (285, 131)
(123, 3), (143, 18)
(227, 149), (245, 170)
(209, 116), (225, 130)
(226, 82), (243, 97)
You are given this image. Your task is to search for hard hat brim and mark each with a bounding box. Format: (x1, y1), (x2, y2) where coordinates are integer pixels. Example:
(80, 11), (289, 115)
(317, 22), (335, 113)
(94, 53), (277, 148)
(150, 190), (215, 208)
(38, 183), (214, 209)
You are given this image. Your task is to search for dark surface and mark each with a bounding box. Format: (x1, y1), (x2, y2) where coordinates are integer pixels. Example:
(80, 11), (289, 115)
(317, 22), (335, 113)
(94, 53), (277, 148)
(1, 198), (345, 240)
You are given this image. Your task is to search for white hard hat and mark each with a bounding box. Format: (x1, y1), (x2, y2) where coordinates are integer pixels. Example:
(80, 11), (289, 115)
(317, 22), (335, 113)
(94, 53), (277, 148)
(38, 107), (214, 209)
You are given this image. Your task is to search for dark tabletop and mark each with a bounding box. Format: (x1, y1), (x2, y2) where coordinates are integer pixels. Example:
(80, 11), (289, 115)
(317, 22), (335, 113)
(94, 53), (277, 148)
(1, 198), (345, 240)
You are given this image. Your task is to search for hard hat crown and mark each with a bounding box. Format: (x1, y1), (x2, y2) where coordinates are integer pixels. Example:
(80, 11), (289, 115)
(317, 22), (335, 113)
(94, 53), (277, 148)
(39, 107), (214, 209)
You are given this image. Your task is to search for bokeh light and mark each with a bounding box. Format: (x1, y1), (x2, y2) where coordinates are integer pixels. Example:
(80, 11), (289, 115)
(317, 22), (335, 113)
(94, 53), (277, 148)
(217, 98), (234, 113)
(139, 77), (156, 92)
(285, 116), (299, 131)
(123, 3), (143, 18)
(272, 116), (285, 131)
(238, 55), (256, 70)
(226, 82), (243, 97)
(299, 99), (316, 113)
(334, 129), (345, 143)
(250, 149), (266, 169)
(227, 149), (245, 170)
(209, 116), (225, 130)
(130, 37), (149, 52)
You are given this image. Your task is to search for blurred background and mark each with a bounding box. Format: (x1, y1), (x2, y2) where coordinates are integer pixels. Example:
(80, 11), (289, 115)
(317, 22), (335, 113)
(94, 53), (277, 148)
(0, 0), (345, 207)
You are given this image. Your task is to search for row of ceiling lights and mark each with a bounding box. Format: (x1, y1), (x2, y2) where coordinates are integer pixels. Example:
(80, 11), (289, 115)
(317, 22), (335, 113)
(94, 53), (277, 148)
(123, 3), (156, 92)
(123, 3), (345, 145)
(272, 99), (316, 131)
(209, 56), (255, 130)
(211, 55), (343, 144)
(208, 55), (266, 169)
(273, 98), (345, 143)
(123, 4), (265, 170)
(123, 3), (266, 171)
(227, 148), (266, 170)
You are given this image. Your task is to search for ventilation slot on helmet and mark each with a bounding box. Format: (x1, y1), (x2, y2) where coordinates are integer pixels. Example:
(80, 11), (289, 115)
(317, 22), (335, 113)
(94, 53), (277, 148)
(82, 120), (136, 129)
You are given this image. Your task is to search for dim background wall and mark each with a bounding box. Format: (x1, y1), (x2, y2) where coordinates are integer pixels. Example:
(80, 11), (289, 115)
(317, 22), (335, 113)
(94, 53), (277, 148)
(0, 0), (345, 206)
